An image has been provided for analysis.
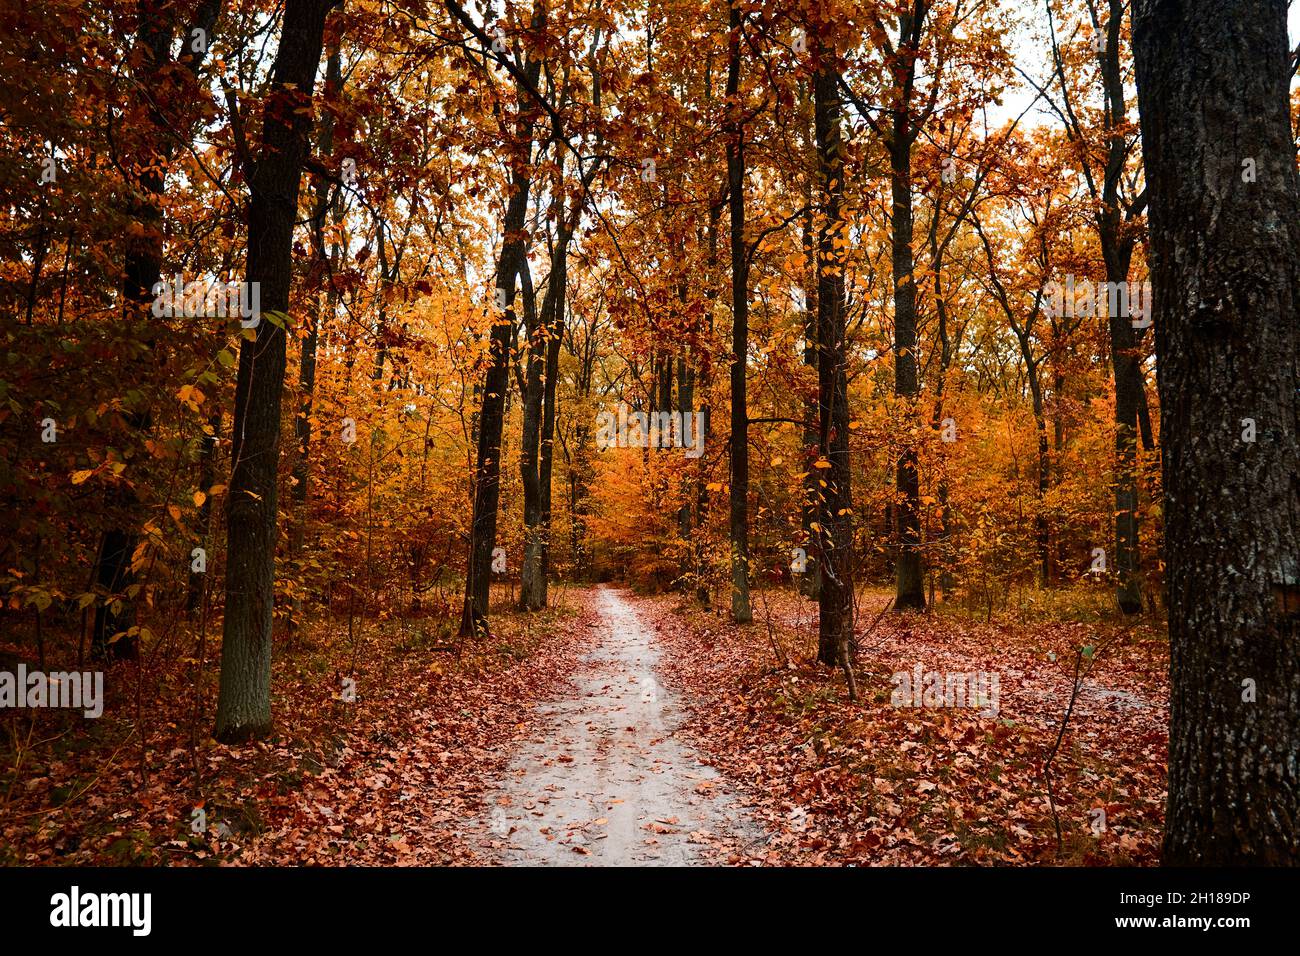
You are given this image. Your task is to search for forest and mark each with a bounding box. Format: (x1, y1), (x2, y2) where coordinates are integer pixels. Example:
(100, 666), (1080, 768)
(0, 0), (1297, 872)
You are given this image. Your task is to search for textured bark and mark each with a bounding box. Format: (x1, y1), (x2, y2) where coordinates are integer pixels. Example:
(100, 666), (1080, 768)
(215, 0), (337, 743)
(725, 0), (752, 624)
(813, 56), (854, 669)
(1134, 0), (1300, 864)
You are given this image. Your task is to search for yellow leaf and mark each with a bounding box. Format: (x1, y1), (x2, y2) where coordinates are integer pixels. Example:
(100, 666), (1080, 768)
(193, 491), (207, 507)
(71, 469), (93, 485)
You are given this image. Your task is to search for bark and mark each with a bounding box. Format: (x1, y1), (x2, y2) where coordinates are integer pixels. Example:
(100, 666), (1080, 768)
(1134, 0), (1300, 864)
(887, 9), (926, 612)
(677, 355), (695, 541)
(215, 0), (337, 743)
(813, 55), (854, 669)
(725, 0), (752, 624)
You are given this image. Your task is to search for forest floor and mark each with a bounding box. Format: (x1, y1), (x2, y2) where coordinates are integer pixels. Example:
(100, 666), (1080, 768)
(1, 585), (599, 864)
(1, 582), (1167, 866)
(638, 586), (1168, 865)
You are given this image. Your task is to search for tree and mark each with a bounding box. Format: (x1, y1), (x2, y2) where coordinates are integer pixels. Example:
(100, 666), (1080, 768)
(725, 0), (753, 624)
(215, 0), (340, 743)
(1041, 0), (1150, 614)
(452, 0), (545, 638)
(811, 25), (854, 676)
(1133, 0), (1300, 864)
(880, 2), (932, 612)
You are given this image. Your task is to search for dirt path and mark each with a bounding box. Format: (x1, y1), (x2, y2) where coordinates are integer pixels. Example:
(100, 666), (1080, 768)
(477, 586), (764, 865)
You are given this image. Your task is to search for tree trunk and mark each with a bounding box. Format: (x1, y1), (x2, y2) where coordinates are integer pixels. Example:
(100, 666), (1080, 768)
(813, 54), (853, 669)
(215, 0), (337, 743)
(521, 225), (569, 611)
(890, 106), (925, 611)
(461, 24), (543, 637)
(1134, 0), (1300, 864)
(1097, 0), (1145, 615)
(537, 243), (567, 599)
(725, 0), (752, 624)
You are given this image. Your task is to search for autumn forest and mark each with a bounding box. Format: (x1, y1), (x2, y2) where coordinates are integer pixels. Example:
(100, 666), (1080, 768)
(0, 0), (1297, 883)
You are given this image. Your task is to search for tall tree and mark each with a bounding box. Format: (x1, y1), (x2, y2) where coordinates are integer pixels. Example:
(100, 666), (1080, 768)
(1134, 0), (1300, 864)
(453, 1), (545, 637)
(1043, 0), (1149, 613)
(215, 0), (339, 742)
(812, 30), (854, 676)
(725, 0), (753, 624)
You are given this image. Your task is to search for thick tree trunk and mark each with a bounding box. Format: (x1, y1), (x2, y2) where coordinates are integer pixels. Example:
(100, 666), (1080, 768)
(1134, 0), (1300, 864)
(725, 0), (752, 624)
(813, 57), (854, 669)
(215, 0), (336, 743)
